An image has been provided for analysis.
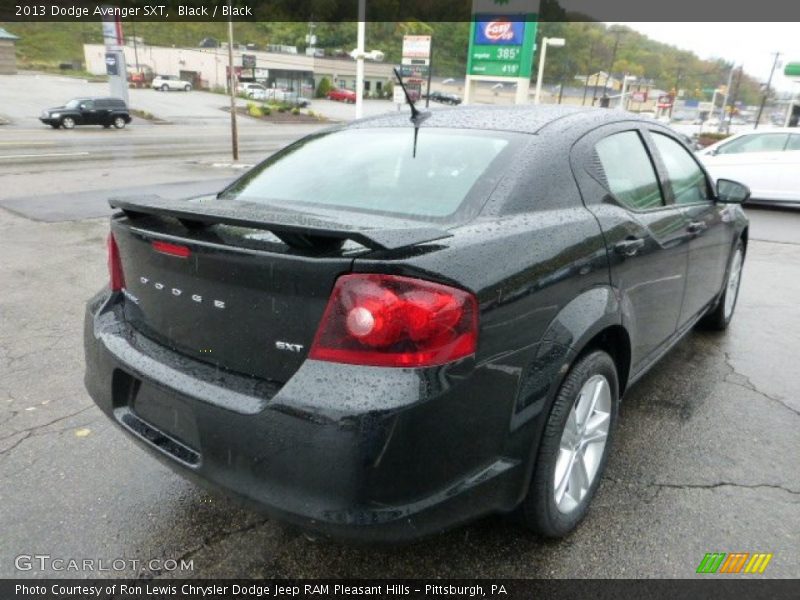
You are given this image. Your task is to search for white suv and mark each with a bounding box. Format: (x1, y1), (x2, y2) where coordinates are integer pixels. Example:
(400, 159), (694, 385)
(152, 75), (192, 92)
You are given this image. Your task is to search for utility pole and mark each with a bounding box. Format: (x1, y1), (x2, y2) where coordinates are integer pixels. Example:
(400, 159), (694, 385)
(227, 2), (239, 161)
(599, 28), (623, 106)
(581, 39), (597, 106)
(755, 51), (781, 130)
(718, 63), (735, 131)
(669, 66), (683, 119)
(354, 0), (366, 119)
(131, 15), (140, 72)
(726, 66), (743, 134)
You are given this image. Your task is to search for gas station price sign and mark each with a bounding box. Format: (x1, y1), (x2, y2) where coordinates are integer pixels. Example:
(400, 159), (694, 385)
(467, 15), (537, 78)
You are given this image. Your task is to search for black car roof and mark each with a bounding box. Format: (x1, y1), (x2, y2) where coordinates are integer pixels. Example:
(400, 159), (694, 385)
(347, 104), (649, 136)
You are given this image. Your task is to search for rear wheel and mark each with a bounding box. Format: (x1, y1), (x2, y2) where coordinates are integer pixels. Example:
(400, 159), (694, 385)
(61, 117), (75, 129)
(184, 84), (191, 92)
(113, 116), (126, 129)
(700, 239), (744, 331)
(519, 350), (618, 537)
(161, 84), (169, 92)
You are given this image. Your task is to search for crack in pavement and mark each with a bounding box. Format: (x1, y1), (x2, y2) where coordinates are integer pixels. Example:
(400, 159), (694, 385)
(0, 405), (95, 446)
(722, 351), (800, 418)
(604, 476), (800, 497)
(135, 518), (272, 580)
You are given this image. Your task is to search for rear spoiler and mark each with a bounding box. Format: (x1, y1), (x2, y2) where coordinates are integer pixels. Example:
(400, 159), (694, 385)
(108, 196), (452, 252)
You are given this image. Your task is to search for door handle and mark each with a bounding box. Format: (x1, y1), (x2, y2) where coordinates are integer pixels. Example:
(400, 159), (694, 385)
(614, 237), (645, 257)
(687, 221), (708, 234)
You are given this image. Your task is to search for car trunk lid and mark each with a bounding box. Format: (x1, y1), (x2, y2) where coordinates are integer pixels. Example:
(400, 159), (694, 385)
(109, 196), (451, 384)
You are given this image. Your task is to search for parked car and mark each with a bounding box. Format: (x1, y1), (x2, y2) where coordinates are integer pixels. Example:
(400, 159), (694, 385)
(238, 82), (267, 98)
(39, 97), (131, 129)
(326, 88), (356, 103)
(152, 75), (192, 92)
(698, 128), (800, 204)
(250, 88), (311, 107)
(86, 106), (749, 542)
(426, 90), (462, 105)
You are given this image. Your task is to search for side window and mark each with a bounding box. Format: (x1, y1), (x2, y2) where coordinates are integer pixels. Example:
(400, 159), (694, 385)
(786, 135), (800, 151)
(716, 133), (789, 154)
(81, 100), (94, 110)
(651, 133), (711, 205)
(595, 131), (664, 210)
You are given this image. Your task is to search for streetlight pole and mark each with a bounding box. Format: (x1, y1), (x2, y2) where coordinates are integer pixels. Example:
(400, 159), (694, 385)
(354, 0), (366, 119)
(533, 37), (565, 105)
(755, 51), (781, 130)
(227, 2), (239, 161)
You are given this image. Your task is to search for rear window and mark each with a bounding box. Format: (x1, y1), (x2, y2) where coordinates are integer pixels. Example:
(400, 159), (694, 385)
(219, 128), (517, 223)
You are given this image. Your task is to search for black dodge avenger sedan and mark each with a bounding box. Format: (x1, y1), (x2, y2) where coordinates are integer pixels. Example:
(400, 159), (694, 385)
(84, 105), (749, 540)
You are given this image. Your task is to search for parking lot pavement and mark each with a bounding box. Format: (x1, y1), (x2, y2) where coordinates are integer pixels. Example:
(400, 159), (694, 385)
(0, 204), (798, 579)
(0, 72), (397, 129)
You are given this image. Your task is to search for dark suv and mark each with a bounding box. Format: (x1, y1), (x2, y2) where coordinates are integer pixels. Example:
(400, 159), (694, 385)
(40, 97), (132, 130)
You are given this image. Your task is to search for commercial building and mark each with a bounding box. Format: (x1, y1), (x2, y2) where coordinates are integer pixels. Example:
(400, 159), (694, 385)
(0, 27), (19, 75)
(83, 43), (395, 97)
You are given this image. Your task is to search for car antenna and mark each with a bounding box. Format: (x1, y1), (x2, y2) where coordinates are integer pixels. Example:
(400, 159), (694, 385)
(393, 68), (430, 158)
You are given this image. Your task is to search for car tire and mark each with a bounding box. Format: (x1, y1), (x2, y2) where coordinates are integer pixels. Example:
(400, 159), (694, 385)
(61, 117), (75, 129)
(161, 84), (169, 92)
(518, 350), (619, 538)
(700, 239), (744, 331)
(184, 84), (191, 92)
(113, 117), (126, 129)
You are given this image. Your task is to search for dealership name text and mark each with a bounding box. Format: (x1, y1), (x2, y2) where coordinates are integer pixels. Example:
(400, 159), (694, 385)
(16, 584), (503, 597)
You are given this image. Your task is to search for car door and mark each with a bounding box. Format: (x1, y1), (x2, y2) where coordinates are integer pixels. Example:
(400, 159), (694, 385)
(647, 129), (733, 325)
(701, 132), (789, 200)
(94, 99), (111, 125)
(573, 125), (691, 373)
(771, 134), (800, 202)
(78, 99), (97, 125)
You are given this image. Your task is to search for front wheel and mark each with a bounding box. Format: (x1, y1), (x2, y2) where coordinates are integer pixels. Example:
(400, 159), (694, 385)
(184, 84), (191, 92)
(112, 117), (126, 129)
(61, 117), (75, 129)
(161, 84), (169, 92)
(700, 239), (744, 331)
(518, 350), (619, 537)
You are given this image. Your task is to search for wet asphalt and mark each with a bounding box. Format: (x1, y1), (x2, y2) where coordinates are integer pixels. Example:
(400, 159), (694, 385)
(0, 200), (798, 579)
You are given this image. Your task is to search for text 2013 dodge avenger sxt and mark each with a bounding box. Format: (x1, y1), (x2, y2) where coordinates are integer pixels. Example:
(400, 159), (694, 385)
(84, 105), (750, 540)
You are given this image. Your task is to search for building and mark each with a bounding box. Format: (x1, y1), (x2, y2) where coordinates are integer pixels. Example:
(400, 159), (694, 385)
(0, 27), (19, 75)
(83, 43), (395, 97)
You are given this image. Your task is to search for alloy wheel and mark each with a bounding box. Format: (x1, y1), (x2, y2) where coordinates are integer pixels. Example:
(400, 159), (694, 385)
(554, 374), (612, 514)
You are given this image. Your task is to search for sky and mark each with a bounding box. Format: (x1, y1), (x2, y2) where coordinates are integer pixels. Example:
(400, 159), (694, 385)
(609, 23), (800, 92)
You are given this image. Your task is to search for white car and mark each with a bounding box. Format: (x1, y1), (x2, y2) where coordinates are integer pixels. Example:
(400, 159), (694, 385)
(238, 82), (266, 97)
(152, 75), (192, 92)
(698, 128), (800, 204)
(250, 88), (311, 107)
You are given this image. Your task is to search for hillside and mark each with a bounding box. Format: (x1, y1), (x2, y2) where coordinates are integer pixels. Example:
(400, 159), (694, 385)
(1, 21), (762, 104)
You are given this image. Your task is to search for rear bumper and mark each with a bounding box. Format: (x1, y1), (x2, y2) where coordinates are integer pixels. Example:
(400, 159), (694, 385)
(84, 292), (540, 542)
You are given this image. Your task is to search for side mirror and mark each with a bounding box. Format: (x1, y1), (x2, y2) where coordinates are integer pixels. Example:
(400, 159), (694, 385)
(716, 178), (750, 204)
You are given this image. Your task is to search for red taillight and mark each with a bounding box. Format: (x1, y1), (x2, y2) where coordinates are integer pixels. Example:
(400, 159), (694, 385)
(309, 274), (478, 367)
(152, 240), (191, 258)
(107, 233), (125, 292)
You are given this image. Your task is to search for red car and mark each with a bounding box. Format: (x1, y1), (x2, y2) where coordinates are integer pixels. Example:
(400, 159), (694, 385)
(326, 88), (356, 103)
